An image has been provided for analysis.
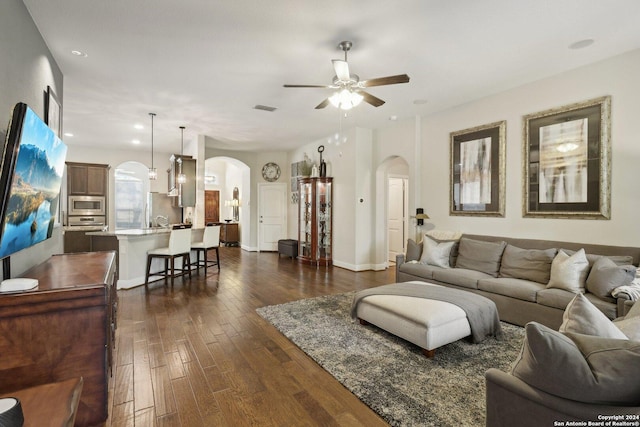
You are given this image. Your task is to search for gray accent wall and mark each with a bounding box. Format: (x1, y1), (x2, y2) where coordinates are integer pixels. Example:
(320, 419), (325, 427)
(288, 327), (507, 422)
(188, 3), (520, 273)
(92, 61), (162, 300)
(0, 0), (64, 277)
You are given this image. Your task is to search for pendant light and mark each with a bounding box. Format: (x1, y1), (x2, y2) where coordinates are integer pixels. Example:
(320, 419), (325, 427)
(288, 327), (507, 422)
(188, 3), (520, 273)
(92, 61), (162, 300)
(148, 113), (157, 180)
(177, 126), (187, 184)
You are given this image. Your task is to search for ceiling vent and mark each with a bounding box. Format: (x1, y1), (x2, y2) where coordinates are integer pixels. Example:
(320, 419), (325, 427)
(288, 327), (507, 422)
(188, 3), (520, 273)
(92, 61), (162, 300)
(254, 104), (277, 112)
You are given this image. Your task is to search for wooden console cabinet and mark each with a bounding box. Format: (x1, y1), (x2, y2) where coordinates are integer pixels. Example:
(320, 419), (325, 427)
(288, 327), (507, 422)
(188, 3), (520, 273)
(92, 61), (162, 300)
(219, 222), (239, 246)
(0, 251), (117, 426)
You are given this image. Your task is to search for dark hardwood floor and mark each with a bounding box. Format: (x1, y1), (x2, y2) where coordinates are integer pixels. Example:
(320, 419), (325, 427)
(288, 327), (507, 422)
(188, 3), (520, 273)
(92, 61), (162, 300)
(106, 247), (396, 426)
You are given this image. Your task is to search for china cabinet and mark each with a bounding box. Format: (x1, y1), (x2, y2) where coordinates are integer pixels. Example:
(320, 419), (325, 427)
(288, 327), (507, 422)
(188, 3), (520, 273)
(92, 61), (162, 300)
(298, 177), (332, 266)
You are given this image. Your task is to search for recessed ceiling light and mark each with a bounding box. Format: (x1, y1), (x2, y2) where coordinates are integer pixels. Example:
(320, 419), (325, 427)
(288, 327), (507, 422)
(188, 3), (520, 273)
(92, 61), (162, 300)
(134, 124), (144, 130)
(389, 115), (398, 121)
(71, 50), (88, 57)
(568, 39), (594, 50)
(132, 139), (141, 145)
(413, 99), (428, 105)
(63, 132), (74, 137)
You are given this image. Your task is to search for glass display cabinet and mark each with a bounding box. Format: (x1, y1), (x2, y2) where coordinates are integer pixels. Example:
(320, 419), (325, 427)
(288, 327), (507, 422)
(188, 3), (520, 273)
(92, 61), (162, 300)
(298, 177), (332, 266)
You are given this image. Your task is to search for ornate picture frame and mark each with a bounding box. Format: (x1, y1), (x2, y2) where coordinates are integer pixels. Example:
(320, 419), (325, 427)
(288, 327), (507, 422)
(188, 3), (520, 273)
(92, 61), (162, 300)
(523, 96), (611, 219)
(450, 120), (506, 217)
(45, 86), (62, 138)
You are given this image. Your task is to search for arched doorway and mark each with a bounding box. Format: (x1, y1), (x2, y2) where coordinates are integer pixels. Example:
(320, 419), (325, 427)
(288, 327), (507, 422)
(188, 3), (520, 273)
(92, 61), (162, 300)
(204, 156), (250, 247)
(374, 156), (410, 268)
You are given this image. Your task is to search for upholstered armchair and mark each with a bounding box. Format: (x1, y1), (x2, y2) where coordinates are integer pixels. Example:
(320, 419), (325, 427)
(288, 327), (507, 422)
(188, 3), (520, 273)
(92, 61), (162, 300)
(486, 297), (640, 426)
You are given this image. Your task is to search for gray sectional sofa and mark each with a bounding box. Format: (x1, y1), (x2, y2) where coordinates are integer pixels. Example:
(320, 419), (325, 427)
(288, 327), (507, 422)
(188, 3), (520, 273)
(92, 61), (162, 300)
(395, 233), (640, 329)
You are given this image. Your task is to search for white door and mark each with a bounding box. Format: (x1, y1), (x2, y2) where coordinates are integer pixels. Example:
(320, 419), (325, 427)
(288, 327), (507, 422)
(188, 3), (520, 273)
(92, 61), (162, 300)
(388, 177), (407, 261)
(258, 183), (287, 251)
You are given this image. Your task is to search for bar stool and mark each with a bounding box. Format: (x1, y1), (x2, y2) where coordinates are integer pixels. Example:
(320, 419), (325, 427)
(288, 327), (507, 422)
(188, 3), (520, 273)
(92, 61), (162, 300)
(191, 224), (221, 274)
(145, 226), (192, 288)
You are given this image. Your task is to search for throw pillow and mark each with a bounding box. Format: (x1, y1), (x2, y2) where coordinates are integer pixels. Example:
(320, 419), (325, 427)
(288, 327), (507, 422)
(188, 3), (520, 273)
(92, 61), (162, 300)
(511, 322), (640, 405)
(419, 235), (454, 268)
(546, 249), (589, 293)
(405, 239), (422, 262)
(455, 238), (506, 277)
(499, 244), (557, 284)
(586, 257), (636, 299)
(613, 301), (640, 341)
(558, 293), (628, 339)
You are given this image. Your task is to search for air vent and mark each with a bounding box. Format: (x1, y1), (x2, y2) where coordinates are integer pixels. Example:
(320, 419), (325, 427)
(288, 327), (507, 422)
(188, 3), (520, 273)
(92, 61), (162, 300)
(254, 104), (277, 112)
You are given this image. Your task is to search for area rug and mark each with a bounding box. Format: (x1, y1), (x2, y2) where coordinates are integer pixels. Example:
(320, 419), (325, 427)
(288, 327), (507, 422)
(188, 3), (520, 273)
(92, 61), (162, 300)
(256, 292), (525, 427)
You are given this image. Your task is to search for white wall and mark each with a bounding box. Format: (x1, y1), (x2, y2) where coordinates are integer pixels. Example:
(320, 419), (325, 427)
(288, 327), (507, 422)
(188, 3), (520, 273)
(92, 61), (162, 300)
(376, 48), (640, 248)
(0, 0), (64, 277)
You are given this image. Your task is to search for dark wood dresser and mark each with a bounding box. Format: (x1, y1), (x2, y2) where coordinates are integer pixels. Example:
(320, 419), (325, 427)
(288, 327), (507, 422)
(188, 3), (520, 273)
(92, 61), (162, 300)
(0, 251), (117, 426)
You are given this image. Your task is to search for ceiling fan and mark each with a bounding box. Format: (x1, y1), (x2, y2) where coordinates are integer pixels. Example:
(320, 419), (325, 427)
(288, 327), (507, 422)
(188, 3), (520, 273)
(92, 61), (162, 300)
(283, 41), (410, 110)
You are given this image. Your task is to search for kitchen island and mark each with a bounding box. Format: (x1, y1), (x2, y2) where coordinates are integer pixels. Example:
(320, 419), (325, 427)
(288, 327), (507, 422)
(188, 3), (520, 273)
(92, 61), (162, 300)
(87, 227), (204, 289)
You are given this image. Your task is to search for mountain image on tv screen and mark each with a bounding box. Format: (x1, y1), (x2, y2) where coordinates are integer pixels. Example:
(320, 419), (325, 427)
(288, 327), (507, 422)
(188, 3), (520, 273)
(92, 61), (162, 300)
(0, 106), (67, 258)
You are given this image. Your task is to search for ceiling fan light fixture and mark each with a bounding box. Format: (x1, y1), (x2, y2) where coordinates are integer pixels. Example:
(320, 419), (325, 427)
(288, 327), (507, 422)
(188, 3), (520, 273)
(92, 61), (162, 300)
(329, 89), (363, 110)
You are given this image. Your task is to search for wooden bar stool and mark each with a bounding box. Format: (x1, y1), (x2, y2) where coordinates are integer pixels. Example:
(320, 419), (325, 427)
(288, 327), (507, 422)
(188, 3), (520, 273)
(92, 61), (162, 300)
(191, 224), (221, 274)
(145, 226), (192, 288)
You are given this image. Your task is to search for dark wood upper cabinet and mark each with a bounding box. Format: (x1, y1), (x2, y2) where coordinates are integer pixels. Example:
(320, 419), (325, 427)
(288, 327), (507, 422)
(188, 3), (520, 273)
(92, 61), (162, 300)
(67, 162), (109, 195)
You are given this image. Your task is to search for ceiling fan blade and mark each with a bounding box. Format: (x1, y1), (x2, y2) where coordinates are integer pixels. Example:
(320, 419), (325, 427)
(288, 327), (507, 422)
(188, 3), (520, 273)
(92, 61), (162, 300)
(315, 99), (330, 109)
(358, 90), (385, 107)
(283, 84), (332, 88)
(361, 74), (410, 87)
(332, 59), (350, 81)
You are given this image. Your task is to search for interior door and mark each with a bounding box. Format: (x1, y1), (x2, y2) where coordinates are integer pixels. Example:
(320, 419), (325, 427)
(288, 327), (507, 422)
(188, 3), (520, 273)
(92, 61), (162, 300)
(388, 177), (406, 262)
(258, 183), (287, 251)
(204, 190), (220, 224)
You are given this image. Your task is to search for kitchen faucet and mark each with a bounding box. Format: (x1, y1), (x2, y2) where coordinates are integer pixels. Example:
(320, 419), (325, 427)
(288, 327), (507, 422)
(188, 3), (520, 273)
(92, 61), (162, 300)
(154, 215), (169, 228)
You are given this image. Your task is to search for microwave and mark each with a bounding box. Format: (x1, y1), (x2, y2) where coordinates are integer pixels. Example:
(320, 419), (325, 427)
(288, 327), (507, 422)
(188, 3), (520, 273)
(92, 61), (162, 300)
(68, 195), (106, 216)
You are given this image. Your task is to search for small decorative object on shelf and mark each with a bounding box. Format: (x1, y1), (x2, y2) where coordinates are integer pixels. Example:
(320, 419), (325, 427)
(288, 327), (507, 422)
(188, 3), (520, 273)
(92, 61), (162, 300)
(298, 177), (332, 266)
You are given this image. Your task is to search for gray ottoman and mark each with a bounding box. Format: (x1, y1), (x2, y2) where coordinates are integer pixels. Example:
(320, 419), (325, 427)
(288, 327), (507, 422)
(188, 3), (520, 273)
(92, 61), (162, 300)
(278, 239), (298, 258)
(355, 282), (472, 357)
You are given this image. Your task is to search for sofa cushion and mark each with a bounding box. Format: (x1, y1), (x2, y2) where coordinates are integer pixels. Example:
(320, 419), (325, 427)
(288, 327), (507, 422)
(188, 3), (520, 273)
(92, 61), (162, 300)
(398, 262), (442, 280)
(499, 244), (557, 284)
(586, 257), (636, 299)
(455, 238), (506, 277)
(536, 288), (617, 319)
(405, 239), (422, 262)
(562, 249), (634, 268)
(547, 249), (589, 293)
(559, 293), (628, 339)
(478, 278), (544, 303)
(615, 316), (640, 341)
(419, 235), (455, 268)
(511, 322), (640, 405)
(432, 268), (492, 290)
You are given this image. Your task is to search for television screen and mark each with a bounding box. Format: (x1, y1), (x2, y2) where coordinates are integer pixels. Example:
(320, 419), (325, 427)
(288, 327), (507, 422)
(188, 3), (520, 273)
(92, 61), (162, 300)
(0, 103), (67, 259)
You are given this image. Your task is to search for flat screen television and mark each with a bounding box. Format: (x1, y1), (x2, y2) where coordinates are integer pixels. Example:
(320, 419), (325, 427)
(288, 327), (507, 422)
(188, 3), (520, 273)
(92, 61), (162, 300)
(0, 102), (67, 284)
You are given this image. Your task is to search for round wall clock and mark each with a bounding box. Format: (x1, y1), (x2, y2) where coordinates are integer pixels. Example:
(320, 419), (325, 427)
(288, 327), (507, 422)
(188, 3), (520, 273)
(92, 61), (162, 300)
(262, 162), (281, 182)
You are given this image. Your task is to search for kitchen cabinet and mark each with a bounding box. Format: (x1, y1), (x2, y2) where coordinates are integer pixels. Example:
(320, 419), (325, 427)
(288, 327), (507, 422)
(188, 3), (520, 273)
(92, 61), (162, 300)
(63, 229), (92, 253)
(298, 177), (332, 266)
(66, 162), (109, 196)
(0, 252), (117, 426)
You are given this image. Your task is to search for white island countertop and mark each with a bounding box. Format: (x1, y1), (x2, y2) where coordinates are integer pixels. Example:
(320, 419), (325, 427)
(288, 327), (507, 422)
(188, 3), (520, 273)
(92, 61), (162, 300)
(86, 227), (204, 289)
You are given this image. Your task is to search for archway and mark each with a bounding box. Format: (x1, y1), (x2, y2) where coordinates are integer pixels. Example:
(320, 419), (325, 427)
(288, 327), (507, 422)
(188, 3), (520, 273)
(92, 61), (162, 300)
(374, 156), (410, 269)
(204, 156), (250, 247)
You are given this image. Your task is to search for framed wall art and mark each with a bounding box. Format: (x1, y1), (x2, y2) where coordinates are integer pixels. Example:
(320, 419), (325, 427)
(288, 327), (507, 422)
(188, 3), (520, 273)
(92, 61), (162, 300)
(523, 96), (611, 219)
(45, 86), (62, 138)
(450, 120), (506, 217)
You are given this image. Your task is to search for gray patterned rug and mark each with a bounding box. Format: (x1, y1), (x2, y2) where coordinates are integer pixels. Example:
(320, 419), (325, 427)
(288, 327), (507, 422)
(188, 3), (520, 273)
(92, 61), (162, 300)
(257, 292), (525, 427)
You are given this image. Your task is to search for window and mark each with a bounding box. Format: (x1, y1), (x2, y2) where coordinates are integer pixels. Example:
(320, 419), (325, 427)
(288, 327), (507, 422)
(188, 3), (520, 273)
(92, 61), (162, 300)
(114, 161), (149, 229)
